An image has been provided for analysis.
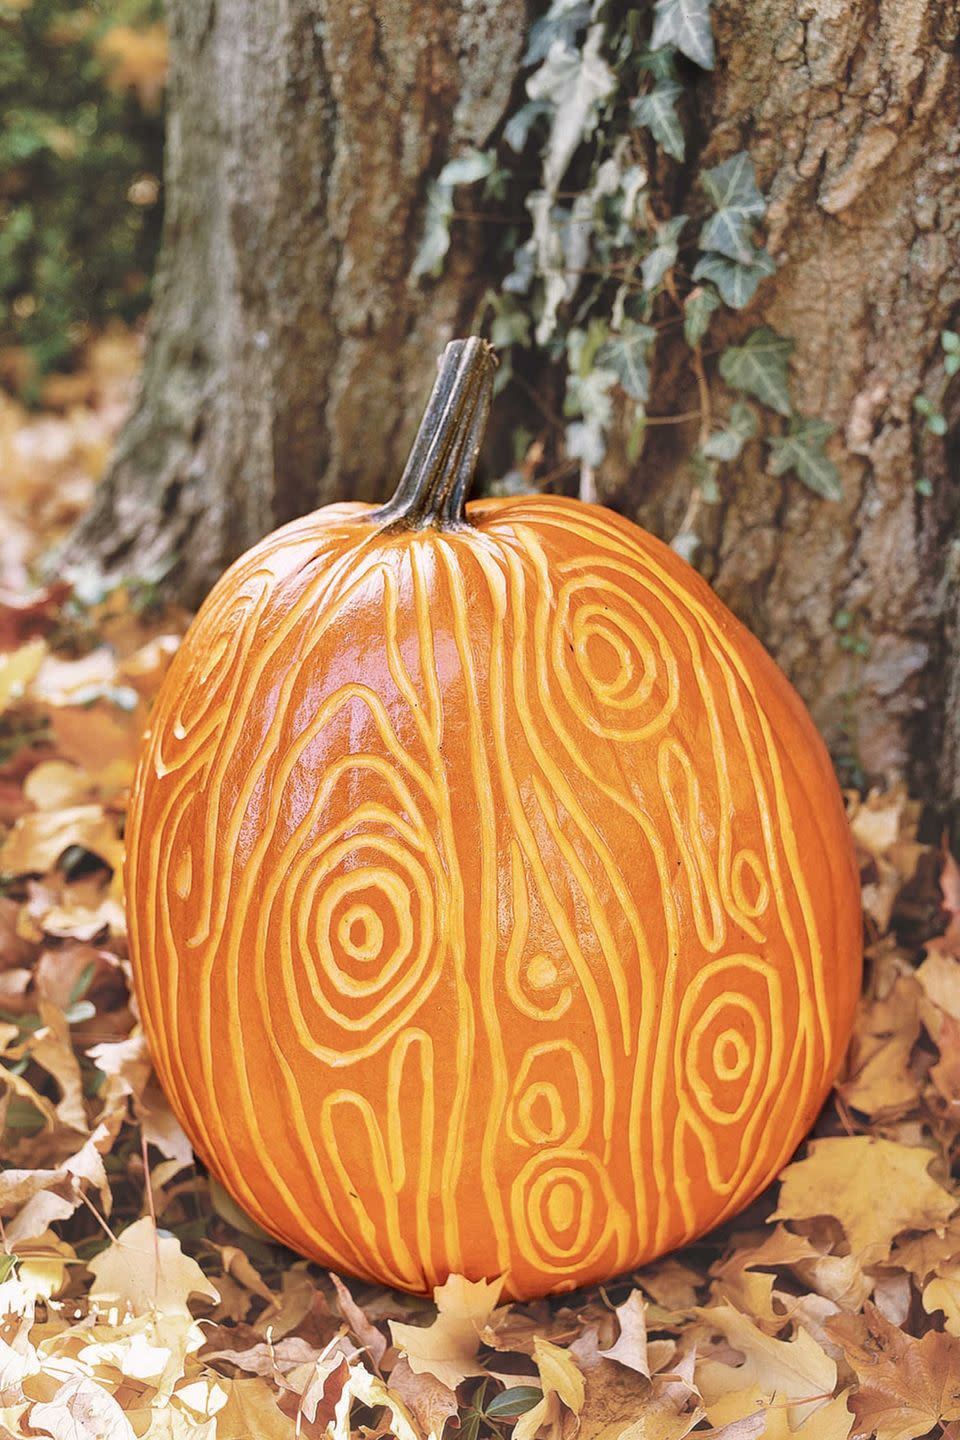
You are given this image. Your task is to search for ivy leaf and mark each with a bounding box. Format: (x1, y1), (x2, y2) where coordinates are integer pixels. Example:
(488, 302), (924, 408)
(699, 151), (766, 263)
(650, 0), (715, 70)
(504, 101), (550, 153)
(768, 418), (841, 499)
(413, 180), (454, 279)
(526, 25), (617, 194)
(718, 327), (793, 415)
(437, 149), (495, 186)
(596, 321), (656, 401)
(631, 79), (685, 161)
(691, 248), (776, 309)
(523, 1), (591, 65)
(683, 285), (720, 346)
(641, 215), (687, 291)
(703, 400), (757, 461)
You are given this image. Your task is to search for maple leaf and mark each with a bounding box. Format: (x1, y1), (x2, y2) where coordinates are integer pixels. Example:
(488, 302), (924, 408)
(389, 1273), (503, 1389)
(695, 1304), (836, 1428)
(87, 1215), (220, 1318)
(828, 1304), (960, 1440)
(709, 1227), (818, 1329)
(772, 1137), (957, 1264)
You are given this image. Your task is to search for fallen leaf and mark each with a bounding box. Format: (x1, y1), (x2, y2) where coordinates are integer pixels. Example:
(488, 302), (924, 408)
(387, 1354), (458, 1440)
(695, 1305), (836, 1428)
(389, 1273), (503, 1389)
(772, 1137), (956, 1264)
(330, 1271), (388, 1365)
(0, 803), (123, 875)
(828, 1304), (960, 1440)
(0, 638), (46, 714)
(599, 1290), (651, 1376)
(87, 1215), (220, 1317)
(30, 1373), (137, 1440)
(515, 1336), (585, 1440)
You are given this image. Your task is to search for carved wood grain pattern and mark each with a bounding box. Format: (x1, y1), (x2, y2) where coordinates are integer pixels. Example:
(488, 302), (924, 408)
(126, 495), (862, 1300)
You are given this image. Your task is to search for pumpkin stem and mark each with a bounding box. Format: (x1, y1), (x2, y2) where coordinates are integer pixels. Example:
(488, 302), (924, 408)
(371, 336), (496, 531)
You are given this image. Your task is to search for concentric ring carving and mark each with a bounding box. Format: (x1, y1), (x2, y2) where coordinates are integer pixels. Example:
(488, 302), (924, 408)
(127, 496), (861, 1300)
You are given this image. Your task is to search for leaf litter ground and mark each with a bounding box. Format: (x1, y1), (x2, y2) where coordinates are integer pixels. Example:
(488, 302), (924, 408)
(0, 338), (959, 1439)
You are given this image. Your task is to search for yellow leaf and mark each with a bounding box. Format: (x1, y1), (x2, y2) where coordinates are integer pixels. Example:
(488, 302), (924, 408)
(330, 1365), (421, 1440)
(86, 1216), (219, 1318)
(771, 1137), (956, 1264)
(0, 804), (123, 876)
(922, 1261), (960, 1336)
(535, 1335), (585, 1412)
(793, 1390), (854, 1440)
(696, 1305), (836, 1428)
(0, 637), (45, 713)
(389, 1272), (503, 1389)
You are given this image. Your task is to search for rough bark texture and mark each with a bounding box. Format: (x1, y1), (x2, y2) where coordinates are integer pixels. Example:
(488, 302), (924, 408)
(72, 0), (960, 808)
(69, 0), (525, 602)
(608, 0), (960, 806)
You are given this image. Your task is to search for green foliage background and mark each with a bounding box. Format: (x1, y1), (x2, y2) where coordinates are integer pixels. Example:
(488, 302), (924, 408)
(0, 0), (164, 396)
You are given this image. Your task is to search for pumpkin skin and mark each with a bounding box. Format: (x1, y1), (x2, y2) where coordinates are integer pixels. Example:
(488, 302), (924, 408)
(126, 340), (862, 1301)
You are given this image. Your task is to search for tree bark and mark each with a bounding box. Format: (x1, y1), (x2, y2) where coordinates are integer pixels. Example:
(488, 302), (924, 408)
(68, 0), (525, 603)
(71, 0), (960, 810)
(615, 0), (960, 807)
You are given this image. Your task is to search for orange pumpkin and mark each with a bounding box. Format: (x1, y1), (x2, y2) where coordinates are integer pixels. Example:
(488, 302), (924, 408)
(126, 338), (862, 1300)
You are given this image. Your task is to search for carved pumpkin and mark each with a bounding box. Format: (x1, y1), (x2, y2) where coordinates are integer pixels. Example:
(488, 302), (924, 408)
(126, 338), (862, 1300)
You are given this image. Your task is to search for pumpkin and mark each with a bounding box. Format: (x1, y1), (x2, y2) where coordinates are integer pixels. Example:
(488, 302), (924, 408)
(126, 337), (862, 1300)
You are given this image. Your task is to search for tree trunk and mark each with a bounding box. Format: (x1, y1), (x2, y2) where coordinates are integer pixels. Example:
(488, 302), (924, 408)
(70, 0), (960, 811)
(68, 0), (525, 602)
(622, 0), (960, 807)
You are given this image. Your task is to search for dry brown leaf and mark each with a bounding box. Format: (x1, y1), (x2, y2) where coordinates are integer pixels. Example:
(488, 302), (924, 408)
(827, 1304), (960, 1440)
(0, 638), (46, 714)
(87, 1216), (219, 1318)
(921, 1259), (960, 1335)
(772, 1137), (957, 1265)
(599, 1290), (651, 1376)
(0, 804), (123, 876)
(29, 1373), (137, 1440)
(330, 1271), (388, 1365)
(386, 1354), (458, 1440)
(710, 1229), (819, 1329)
(515, 1335), (585, 1440)
(695, 1305), (837, 1429)
(389, 1273), (503, 1389)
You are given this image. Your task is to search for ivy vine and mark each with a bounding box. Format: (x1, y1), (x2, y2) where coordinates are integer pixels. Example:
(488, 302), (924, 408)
(415, 0), (842, 556)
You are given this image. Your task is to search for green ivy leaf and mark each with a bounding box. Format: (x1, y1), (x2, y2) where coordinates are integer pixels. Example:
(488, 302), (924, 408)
(702, 399), (757, 461)
(768, 418), (842, 499)
(718, 327), (793, 415)
(631, 79), (685, 161)
(526, 24), (617, 193)
(699, 151), (766, 264)
(641, 215), (687, 291)
(650, 0), (715, 70)
(683, 286), (720, 346)
(691, 248), (775, 309)
(596, 320), (656, 400)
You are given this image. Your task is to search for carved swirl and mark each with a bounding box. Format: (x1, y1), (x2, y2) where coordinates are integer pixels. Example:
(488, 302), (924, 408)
(127, 495), (860, 1301)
